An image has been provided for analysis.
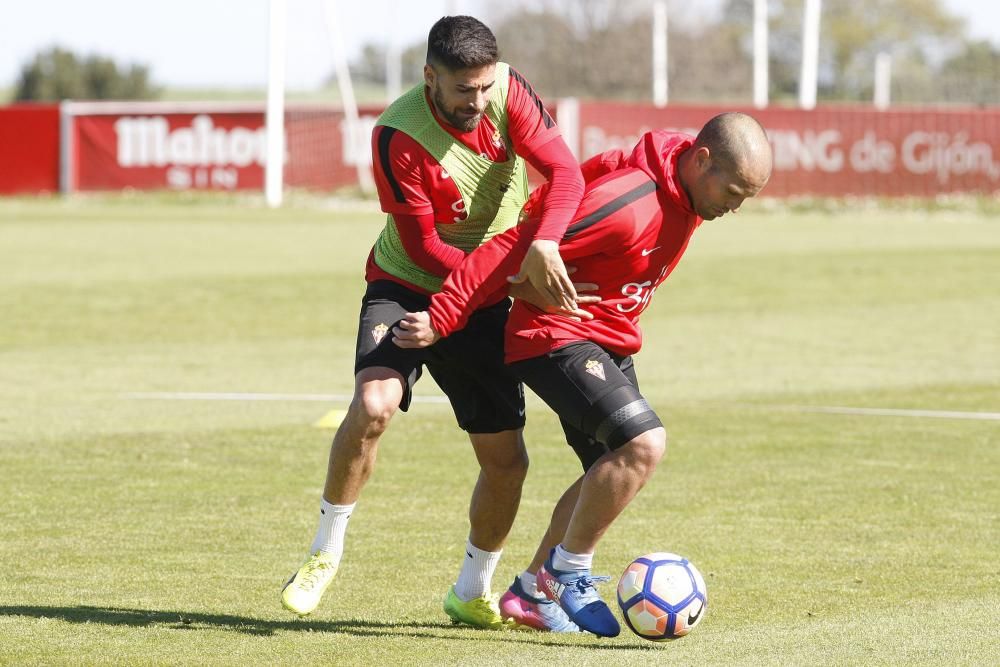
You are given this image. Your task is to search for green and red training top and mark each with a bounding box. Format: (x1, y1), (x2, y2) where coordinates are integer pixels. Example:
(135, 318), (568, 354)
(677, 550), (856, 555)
(368, 67), (583, 294)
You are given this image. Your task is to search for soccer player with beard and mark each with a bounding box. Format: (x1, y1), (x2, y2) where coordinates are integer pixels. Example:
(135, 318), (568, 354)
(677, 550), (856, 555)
(281, 16), (586, 631)
(393, 113), (773, 636)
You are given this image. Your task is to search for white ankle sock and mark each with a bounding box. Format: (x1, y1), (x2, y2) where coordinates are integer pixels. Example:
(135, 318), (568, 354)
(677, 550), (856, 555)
(552, 544), (593, 572)
(454, 540), (502, 601)
(309, 499), (355, 562)
(518, 570), (545, 599)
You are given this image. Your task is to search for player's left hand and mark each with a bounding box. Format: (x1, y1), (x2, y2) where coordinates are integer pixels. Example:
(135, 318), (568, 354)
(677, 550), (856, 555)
(507, 239), (577, 312)
(392, 311), (440, 348)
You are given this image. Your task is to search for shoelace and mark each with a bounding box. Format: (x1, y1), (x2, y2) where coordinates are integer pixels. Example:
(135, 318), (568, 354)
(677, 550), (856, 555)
(298, 559), (334, 591)
(572, 575), (612, 597)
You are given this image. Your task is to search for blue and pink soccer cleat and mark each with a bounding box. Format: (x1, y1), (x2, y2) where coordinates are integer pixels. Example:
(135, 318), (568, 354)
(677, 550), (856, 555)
(537, 552), (620, 637)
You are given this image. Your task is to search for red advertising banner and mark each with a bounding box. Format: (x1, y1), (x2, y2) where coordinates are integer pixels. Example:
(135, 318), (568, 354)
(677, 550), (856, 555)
(73, 110), (268, 191)
(575, 103), (1000, 197)
(0, 104), (60, 194)
(2, 101), (999, 197)
(68, 103), (384, 193)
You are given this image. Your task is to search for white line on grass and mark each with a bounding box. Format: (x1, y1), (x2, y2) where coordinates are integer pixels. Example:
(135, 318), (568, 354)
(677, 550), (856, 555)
(121, 393), (1000, 421)
(785, 405), (1000, 421)
(121, 391), (450, 404)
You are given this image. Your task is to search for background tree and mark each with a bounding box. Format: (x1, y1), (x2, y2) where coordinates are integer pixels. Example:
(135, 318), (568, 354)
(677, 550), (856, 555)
(719, 0), (965, 103)
(489, 0), (669, 100)
(938, 40), (1000, 105)
(15, 47), (158, 102)
(347, 0), (996, 106)
(491, 9), (580, 97)
(346, 42), (425, 90)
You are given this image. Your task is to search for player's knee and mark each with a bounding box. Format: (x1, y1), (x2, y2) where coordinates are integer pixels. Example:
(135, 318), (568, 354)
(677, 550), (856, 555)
(627, 427), (667, 474)
(490, 445), (529, 480)
(499, 445), (530, 480)
(351, 389), (399, 437)
(473, 432), (529, 481)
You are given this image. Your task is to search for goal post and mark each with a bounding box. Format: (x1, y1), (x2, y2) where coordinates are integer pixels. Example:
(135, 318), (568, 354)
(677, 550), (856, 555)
(265, 0), (287, 207)
(264, 0), (374, 206)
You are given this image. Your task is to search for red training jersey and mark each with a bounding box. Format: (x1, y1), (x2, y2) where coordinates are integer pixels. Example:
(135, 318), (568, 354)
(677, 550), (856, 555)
(366, 68), (583, 294)
(428, 131), (703, 362)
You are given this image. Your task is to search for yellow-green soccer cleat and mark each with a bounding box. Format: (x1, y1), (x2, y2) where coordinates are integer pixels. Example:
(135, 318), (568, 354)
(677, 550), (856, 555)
(281, 551), (339, 616)
(443, 586), (512, 630)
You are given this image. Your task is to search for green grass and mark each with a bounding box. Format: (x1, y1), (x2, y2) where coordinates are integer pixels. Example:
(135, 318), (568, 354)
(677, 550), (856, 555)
(1, 195), (998, 665)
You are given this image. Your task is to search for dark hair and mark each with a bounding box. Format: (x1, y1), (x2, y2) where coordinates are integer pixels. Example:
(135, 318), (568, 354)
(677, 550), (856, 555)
(426, 16), (498, 71)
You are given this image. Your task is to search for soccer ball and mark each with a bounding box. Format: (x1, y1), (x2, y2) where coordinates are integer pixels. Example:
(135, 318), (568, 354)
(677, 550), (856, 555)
(617, 552), (707, 641)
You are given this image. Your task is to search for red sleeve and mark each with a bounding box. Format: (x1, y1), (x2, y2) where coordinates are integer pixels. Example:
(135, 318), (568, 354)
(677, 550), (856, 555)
(372, 126), (466, 276)
(506, 68), (584, 242)
(506, 68), (560, 153)
(519, 137), (584, 241)
(371, 125), (433, 217)
(393, 212), (467, 276)
(429, 222), (537, 337)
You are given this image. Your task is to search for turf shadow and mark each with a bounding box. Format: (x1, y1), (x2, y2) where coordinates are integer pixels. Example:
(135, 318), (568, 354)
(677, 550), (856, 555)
(0, 605), (657, 649)
(0, 605), (444, 637)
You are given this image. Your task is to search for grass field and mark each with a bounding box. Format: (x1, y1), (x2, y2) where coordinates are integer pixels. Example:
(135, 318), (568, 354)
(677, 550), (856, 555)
(1, 194), (998, 666)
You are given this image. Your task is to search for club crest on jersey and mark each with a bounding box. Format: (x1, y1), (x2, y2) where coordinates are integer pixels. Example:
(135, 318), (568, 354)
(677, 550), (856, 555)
(492, 129), (505, 150)
(585, 360), (606, 381)
(371, 323), (389, 345)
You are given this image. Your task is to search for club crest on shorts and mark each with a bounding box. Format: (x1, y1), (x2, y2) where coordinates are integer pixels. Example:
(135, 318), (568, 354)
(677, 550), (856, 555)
(585, 359), (606, 381)
(371, 322), (389, 345)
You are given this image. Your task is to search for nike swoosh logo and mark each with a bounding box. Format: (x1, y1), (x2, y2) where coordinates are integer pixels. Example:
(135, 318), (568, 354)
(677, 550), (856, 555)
(518, 408), (525, 417)
(687, 605), (703, 626)
(641, 247), (661, 256)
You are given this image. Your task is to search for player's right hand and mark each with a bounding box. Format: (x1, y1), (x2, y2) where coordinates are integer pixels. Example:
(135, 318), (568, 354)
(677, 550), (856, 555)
(392, 311), (440, 348)
(508, 266), (600, 321)
(508, 239), (577, 312)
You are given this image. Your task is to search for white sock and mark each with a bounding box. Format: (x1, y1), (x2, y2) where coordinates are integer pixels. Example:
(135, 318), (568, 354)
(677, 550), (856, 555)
(454, 540), (502, 601)
(552, 544), (593, 572)
(309, 499), (355, 563)
(518, 570), (545, 599)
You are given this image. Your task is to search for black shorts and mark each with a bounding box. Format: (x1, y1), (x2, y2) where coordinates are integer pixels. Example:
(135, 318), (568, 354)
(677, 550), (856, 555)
(510, 341), (663, 471)
(353, 280), (525, 434)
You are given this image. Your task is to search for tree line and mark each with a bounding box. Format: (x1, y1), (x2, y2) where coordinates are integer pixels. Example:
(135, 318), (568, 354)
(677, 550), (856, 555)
(352, 0), (1000, 106)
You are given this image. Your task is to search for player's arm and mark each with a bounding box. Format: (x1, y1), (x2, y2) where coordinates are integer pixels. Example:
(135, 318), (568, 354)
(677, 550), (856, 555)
(393, 212), (465, 275)
(372, 126), (465, 276)
(505, 68), (585, 312)
(393, 222), (533, 348)
(398, 220), (630, 350)
(393, 170), (654, 349)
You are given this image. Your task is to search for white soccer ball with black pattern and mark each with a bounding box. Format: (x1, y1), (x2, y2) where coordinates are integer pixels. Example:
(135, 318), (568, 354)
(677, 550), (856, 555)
(617, 552), (707, 641)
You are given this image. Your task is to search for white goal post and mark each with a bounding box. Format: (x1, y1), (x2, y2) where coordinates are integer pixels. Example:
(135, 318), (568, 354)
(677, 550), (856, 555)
(265, 0), (374, 207)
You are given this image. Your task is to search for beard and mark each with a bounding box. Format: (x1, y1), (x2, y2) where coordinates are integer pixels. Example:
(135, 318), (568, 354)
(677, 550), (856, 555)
(433, 86), (483, 133)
